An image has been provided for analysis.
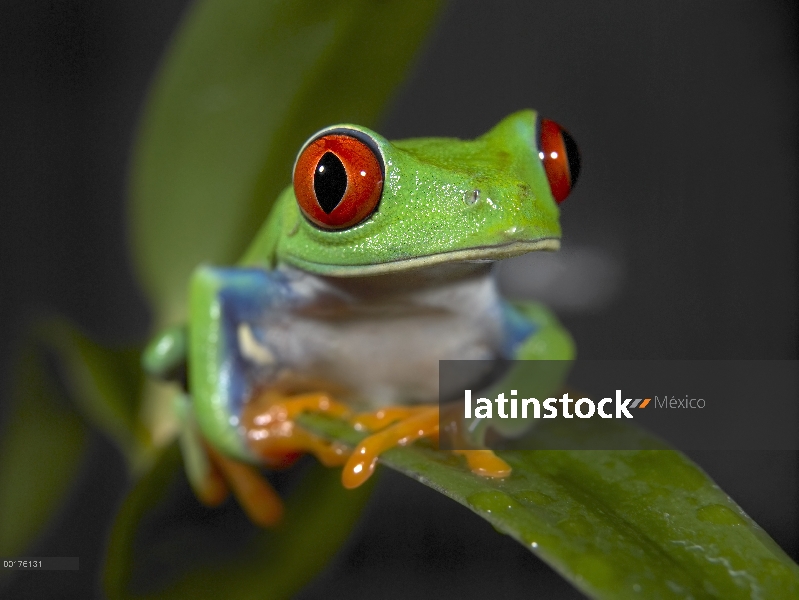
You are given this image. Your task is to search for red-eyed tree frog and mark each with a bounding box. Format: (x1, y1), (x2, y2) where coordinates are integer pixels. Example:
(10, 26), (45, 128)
(143, 110), (579, 525)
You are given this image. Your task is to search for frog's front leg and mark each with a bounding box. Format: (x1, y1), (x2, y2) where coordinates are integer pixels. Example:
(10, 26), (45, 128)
(463, 299), (575, 446)
(341, 402), (512, 488)
(339, 403), (513, 489)
(505, 300), (575, 362)
(337, 301), (575, 487)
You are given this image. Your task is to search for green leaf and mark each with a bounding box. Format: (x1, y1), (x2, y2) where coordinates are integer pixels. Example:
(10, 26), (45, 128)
(37, 318), (150, 471)
(104, 444), (374, 599)
(0, 316), (155, 559)
(0, 328), (88, 557)
(297, 413), (799, 599)
(130, 0), (443, 323)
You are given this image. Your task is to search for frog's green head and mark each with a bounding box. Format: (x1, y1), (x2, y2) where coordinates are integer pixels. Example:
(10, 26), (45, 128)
(265, 110), (580, 276)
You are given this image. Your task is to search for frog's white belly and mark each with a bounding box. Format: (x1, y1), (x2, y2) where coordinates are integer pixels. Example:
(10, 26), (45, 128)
(246, 267), (506, 408)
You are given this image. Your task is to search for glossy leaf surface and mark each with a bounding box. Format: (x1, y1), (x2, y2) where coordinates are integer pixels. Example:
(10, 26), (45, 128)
(298, 413), (799, 599)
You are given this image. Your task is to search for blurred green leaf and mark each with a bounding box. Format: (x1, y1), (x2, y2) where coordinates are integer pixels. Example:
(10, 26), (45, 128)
(37, 319), (150, 471)
(0, 327), (88, 557)
(0, 316), (153, 561)
(130, 0), (443, 323)
(104, 444), (374, 599)
(298, 413), (799, 599)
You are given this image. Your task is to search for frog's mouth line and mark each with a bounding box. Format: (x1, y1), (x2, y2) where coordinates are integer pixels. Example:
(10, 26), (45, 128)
(284, 238), (560, 277)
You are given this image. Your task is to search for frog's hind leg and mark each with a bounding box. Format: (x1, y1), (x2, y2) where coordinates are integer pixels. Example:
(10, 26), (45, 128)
(203, 441), (283, 527)
(175, 392), (283, 527)
(177, 409), (229, 507)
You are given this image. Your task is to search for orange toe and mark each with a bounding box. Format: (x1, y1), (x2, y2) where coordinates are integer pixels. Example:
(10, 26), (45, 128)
(205, 443), (283, 527)
(342, 406), (439, 489)
(454, 449), (512, 478)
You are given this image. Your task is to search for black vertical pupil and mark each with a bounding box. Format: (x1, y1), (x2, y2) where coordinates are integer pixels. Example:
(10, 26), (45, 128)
(561, 130), (581, 187)
(314, 152), (348, 213)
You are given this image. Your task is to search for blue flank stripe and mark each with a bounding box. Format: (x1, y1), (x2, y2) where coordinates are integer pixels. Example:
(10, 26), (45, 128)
(215, 268), (299, 420)
(500, 302), (539, 358)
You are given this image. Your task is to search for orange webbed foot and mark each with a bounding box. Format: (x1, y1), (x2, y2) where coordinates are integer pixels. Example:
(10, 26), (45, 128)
(342, 406), (513, 488)
(242, 391), (352, 468)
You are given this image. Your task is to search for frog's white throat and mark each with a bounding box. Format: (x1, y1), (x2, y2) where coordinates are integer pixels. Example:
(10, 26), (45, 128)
(269, 260), (509, 408)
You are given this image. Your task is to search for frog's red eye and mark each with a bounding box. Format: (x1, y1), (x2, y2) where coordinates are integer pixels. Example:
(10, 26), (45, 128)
(538, 118), (581, 204)
(293, 130), (384, 230)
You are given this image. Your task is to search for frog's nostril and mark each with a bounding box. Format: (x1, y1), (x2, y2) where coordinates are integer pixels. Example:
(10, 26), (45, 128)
(464, 189), (480, 205)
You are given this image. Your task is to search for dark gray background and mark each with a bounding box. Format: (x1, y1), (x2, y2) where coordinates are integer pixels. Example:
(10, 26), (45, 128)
(1, 1), (796, 598)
